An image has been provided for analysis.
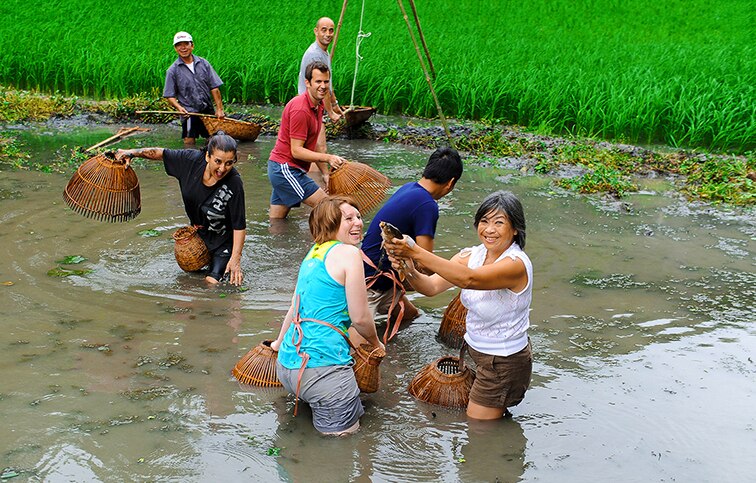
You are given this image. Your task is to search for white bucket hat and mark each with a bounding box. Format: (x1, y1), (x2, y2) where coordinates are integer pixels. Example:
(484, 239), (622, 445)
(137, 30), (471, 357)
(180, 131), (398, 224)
(173, 31), (193, 45)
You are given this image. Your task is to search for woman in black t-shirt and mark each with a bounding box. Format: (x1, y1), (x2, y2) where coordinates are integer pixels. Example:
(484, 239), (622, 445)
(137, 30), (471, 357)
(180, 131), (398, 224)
(116, 132), (246, 285)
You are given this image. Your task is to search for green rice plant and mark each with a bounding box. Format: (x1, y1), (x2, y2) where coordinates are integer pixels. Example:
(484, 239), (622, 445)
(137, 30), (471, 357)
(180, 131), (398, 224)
(0, 0), (753, 152)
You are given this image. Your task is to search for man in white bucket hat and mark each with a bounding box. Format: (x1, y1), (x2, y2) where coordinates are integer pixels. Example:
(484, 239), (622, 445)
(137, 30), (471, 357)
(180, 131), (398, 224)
(163, 31), (225, 145)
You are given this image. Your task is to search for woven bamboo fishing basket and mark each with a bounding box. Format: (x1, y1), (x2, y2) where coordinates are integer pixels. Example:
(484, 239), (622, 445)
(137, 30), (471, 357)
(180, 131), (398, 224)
(408, 345), (475, 408)
(437, 293), (468, 349)
(232, 340), (283, 387)
(172, 226), (210, 272)
(201, 117), (262, 142)
(343, 106), (376, 127)
(328, 161), (391, 214)
(63, 151), (141, 222)
(353, 343), (386, 393)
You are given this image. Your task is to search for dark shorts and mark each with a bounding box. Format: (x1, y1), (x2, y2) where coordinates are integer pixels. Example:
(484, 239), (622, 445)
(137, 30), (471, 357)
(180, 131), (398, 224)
(181, 110), (212, 140)
(467, 341), (532, 409)
(277, 362), (364, 434)
(268, 160), (320, 207)
(206, 244), (232, 281)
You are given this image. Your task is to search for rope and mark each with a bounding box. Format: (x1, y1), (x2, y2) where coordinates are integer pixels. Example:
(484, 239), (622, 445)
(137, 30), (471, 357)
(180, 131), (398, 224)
(348, 0), (372, 110)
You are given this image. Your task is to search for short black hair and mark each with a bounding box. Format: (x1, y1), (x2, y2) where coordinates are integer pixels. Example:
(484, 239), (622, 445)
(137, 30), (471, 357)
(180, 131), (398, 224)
(473, 191), (527, 248)
(422, 146), (463, 185)
(305, 61), (330, 81)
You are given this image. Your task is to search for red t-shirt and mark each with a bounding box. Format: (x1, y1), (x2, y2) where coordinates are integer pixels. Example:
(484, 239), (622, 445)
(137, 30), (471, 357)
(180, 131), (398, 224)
(269, 92), (323, 171)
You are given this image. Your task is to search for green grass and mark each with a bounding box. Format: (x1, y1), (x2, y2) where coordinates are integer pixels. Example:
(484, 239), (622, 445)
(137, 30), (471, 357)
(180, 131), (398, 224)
(0, 0), (754, 153)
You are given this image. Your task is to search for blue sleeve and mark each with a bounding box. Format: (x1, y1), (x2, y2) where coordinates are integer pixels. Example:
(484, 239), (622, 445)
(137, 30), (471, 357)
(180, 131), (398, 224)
(163, 67), (176, 98)
(207, 62), (223, 89)
(411, 199), (439, 238)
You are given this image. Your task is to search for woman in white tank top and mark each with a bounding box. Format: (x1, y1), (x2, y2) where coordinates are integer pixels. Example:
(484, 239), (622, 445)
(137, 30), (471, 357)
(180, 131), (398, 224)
(384, 191), (533, 420)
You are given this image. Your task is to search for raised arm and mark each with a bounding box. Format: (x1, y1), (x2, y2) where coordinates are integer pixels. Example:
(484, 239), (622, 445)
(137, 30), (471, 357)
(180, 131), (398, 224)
(387, 237), (527, 292)
(115, 148), (165, 166)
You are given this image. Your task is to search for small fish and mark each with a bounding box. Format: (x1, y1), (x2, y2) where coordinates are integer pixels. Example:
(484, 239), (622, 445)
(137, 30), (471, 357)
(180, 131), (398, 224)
(379, 221), (407, 281)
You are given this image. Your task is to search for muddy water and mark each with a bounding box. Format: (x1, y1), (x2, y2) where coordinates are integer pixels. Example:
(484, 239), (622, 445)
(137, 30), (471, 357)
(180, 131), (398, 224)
(1, 124), (755, 482)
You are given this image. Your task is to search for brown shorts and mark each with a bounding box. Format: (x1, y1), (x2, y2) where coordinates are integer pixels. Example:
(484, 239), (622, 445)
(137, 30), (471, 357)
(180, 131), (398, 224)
(467, 341), (532, 409)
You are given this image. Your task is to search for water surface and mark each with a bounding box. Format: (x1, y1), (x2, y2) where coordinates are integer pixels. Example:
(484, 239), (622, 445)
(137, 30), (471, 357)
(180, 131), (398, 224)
(1, 123), (754, 481)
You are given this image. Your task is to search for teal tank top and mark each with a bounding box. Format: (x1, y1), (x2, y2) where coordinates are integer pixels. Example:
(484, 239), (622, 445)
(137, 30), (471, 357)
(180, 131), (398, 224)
(278, 241), (353, 369)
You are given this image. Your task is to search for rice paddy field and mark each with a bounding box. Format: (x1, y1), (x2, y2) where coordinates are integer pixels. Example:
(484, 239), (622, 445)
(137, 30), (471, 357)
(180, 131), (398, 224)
(0, 0), (754, 152)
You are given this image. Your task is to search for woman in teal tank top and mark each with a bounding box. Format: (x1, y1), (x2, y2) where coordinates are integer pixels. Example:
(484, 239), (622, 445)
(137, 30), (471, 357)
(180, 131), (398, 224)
(272, 196), (384, 435)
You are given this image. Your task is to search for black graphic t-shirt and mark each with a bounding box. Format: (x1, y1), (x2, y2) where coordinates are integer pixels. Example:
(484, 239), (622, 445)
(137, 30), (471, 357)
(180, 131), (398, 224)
(163, 149), (246, 252)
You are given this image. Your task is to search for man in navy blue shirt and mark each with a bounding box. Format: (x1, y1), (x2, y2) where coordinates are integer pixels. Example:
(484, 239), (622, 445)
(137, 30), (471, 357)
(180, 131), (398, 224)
(362, 147), (463, 328)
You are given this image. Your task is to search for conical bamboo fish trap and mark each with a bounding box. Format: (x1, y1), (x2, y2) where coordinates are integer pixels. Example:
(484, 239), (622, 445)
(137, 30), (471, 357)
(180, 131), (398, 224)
(353, 343), (386, 393)
(408, 345), (475, 408)
(437, 293), (467, 349)
(172, 226), (210, 272)
(63, 151), (141, 222)
(232, 340), (283, 387)
(328, 161), (391, 214)
(201, 117), (261, 142)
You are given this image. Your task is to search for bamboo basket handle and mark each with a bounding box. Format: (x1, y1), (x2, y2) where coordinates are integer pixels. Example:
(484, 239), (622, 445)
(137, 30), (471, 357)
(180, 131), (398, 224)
(458, 341), (468, 372)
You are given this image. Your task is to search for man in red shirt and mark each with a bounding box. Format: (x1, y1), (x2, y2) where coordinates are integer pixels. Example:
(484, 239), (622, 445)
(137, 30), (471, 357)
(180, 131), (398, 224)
(268, 61), (347, 220)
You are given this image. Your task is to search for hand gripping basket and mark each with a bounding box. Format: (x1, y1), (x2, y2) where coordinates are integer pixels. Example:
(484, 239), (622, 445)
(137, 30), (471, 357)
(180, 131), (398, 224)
(172, 226), (210, 272)
(408, 344), (475, 408)
(437, 293), (467, 349)
(232, 340), (283, 387)
(63, 151), (141, 222)
(328, 161), (391, 214)
(352, 343), (386, 393)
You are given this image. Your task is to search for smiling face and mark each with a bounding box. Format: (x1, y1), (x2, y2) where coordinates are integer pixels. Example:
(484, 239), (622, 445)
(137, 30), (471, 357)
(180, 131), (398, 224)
(314, 18), (335, 49)
(174, 41), (194, 62)
(304, 68), (330, 104)
(476, 209), (516, 254)
(335, 203), (364, 246)
(204, 150), (236, 183)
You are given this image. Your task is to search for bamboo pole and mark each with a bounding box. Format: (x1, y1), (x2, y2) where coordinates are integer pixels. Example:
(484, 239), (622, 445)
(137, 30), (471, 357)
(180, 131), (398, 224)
(407, 0), (436, 79)
(85, 127), (150, 152)
(396, 0), (453, 146)
(330, 0), (350, 62)
(135, 110), (216, 118)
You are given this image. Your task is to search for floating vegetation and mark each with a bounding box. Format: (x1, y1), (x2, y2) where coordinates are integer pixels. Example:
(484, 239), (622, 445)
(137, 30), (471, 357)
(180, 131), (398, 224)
(134, 355), (153, 367)
(58, 318), (92, 329)
(571, 272), (650, 290)
(79, 342), (112, 354)
(137, 229), (161, 238)
(55, 255), (87, 265)
(47, 267), (92, 277)
(121, 386), (174, 401)
(109, 324), (148, 341)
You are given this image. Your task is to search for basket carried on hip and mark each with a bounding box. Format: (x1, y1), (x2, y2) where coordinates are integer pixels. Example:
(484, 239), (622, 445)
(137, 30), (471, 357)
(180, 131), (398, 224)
(437, 293), (467, 349)
(201, 117), (261, 142)
(63, 151), (141, 222)
(172, 226), (210, 272)
(408, 343), (475, 408)
(232, 340), (282, 387)
(328, 161), (391, 214)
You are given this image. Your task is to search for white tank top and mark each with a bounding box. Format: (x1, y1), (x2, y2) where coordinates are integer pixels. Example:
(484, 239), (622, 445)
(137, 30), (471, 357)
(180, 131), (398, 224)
(461, 242), (532, 356)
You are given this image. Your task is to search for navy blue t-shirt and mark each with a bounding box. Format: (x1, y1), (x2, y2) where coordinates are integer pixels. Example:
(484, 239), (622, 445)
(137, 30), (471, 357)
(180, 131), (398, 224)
(163, 149), (246, 252)
(362, 182), (438, 290)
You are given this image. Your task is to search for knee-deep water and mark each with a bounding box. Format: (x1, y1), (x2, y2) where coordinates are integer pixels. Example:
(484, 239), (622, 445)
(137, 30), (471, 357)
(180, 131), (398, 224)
(1, 123), (754, 481)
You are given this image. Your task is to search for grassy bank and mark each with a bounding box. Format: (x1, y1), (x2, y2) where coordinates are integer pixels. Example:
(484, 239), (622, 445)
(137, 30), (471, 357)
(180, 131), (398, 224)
(1, 87), (753, 206)
(0, 0), (753, 153)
